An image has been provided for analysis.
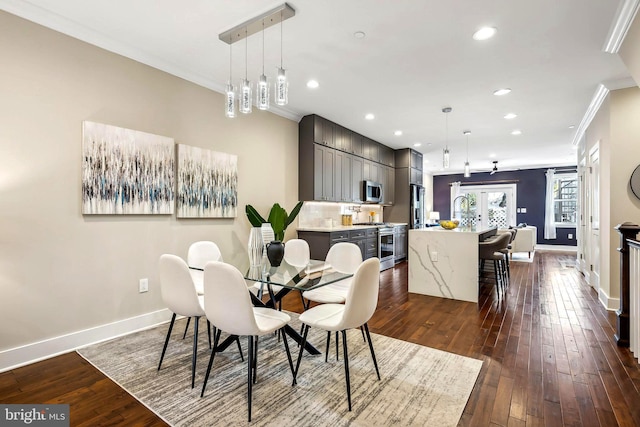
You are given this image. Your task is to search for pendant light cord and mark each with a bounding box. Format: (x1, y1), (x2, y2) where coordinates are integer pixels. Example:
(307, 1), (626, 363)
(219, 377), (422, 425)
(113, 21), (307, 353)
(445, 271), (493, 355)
(245, 28), (248, 79)
(262, 20), (265, 74)
(280, 10), (283, 68)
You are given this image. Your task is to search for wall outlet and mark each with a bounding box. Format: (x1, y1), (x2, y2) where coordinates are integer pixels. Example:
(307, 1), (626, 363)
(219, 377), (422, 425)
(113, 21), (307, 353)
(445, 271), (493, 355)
(520, 207), (527, 213)
(139, 278), (149, 293)
(568, 234), (573, 239)
(430, 251), (438, 262)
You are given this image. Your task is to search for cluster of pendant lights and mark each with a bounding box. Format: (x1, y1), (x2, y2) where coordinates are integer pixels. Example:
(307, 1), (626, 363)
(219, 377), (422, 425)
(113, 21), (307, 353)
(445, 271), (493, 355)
(441, 107), (471, 178)
(222, 5), (293, 118)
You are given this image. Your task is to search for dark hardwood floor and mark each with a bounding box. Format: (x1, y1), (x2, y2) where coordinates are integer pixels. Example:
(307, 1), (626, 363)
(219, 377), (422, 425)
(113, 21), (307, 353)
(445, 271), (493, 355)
(2, 251), (639, 426)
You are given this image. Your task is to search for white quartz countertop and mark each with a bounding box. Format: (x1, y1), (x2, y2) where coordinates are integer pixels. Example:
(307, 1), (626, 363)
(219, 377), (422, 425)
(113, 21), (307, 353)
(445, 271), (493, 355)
(411, 226), (496, 234)
(297, 222), (408, 233)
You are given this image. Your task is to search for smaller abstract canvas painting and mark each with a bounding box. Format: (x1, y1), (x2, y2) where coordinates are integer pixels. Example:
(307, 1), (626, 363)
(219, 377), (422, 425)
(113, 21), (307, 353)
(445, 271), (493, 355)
(176, 144), (238, 218)
(82, 121), (175, 214)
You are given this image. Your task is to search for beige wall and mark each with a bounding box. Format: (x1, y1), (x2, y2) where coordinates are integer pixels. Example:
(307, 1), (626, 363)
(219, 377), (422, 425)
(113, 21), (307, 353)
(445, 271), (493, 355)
(0, 12), (298, 351)
(619, 12), (640, 87)
(609, 87), (640, 298)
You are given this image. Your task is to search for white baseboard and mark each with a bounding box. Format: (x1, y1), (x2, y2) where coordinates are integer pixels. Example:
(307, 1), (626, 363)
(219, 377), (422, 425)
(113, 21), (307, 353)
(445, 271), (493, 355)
(598, 288), (620, 311)
(0, 309), (172, 373)
(536, 244), (578, 252)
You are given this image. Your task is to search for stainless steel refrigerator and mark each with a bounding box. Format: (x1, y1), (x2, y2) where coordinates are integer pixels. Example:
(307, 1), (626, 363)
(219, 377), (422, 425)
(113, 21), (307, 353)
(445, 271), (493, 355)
(410, 184), (425, 229)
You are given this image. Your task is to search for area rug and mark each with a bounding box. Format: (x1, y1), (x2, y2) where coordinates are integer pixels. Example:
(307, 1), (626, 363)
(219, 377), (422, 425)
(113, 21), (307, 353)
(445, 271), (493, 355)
(510, 251), (535, 263)
(77, 314), (482, 426)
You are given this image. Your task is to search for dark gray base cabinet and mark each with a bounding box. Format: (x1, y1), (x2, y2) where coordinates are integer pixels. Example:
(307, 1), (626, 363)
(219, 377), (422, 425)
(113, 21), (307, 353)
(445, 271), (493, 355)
(298, 229), (378, 261)
(394, 225), (408, 262)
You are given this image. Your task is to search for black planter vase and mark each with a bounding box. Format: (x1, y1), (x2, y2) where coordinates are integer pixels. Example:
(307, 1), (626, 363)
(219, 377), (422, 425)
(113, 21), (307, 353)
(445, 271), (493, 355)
(266, 240), (285, 267)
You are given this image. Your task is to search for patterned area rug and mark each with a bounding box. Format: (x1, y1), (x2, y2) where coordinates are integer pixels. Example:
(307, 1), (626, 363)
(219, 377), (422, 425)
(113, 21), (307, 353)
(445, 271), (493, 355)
(77, 314), (482, 426)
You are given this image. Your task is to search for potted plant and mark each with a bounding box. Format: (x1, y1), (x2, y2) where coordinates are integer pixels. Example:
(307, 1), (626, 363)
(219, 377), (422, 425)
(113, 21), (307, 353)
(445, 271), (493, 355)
(245, 201), (303, 267)
(245, 201), (303, 241)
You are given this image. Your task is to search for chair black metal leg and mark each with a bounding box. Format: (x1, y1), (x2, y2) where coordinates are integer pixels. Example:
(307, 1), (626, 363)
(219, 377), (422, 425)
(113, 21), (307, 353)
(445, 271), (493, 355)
(325, 331), (331, 362)
(360, 325), (366, 342)
(253, 336), (259, 384)
(299, 291), (306, 309)
(158, 313), (176, 371)
(280, 327), (295, 383)
(293, 325), (309, 385)
(336, 331), (339, 361)
(364, 323), (380, 380)
(247, 335), (254, 422)
(341, 329), (352, 411)
(191, 316), (199, 389)
(207, 320), (212, 349)
(182, 317), (191, 339)
(200, 328), (221, 397)
(235, 336), (244, 361)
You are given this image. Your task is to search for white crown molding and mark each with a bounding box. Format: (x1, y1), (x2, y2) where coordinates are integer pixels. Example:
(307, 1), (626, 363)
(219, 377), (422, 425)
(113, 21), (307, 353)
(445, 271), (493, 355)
(0, 0), (302, 122)
(571, 84), (609, 146)
(603, 76), (638, 90)
(603, 0), (640, 53)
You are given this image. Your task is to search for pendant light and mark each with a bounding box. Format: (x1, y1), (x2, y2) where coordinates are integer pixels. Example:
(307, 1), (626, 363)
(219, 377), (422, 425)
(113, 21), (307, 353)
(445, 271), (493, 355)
(239, 29), (252, 114)
(256, 20), (269, 110)
(463, 130), (471, 178)
(275, 10), (288, 106)
(224, 40), (236, 118)
(442, 107), (452, 169)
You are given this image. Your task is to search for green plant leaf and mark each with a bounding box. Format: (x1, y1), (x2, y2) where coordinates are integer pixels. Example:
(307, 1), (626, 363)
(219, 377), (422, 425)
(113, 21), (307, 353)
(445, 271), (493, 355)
(284, 201), (303, 228)
(245, 204), (266, 227)
(268, 203), (287, 241)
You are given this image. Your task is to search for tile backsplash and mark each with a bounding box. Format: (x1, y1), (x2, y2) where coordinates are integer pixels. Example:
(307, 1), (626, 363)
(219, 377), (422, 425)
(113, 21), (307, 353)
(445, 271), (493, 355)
(298, 202), (383, 228)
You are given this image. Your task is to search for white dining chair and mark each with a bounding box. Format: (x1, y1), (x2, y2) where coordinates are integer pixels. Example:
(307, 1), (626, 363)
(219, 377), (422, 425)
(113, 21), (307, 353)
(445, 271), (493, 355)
(293, 257), (381, 411)
(184, 241), (224, 340)
(301, 242), (362, 306)
(157, 254), (211, 389)
(200, 261), (295, 422)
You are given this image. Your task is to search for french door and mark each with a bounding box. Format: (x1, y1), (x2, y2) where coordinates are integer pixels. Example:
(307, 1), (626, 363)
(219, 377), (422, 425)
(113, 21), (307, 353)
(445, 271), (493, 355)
(451, 184), (517, 229)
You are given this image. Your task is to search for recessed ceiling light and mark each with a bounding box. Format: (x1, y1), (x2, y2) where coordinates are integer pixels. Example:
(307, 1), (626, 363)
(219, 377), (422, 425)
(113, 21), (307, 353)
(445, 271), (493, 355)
(489, 153), (496, 158)
(423, 158), (429, 163)
(473, 27), (497, 41)
(493, 88), (511, 96)
(572, 145), (578, 150)
(365, 113), (375, 120)
(306, 80), (319, 89)
(354, 31), (366, 39)
(511, 130), (522, 135)
(568, 125), (575, 129)
(504, 113), (517, 119)
(413, 142), (421, 147)
(394, 130), (403, 136)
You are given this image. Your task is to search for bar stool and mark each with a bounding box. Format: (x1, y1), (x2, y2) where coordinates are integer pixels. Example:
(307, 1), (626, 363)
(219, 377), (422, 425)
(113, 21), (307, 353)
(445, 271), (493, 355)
(478, 233), (511, 297)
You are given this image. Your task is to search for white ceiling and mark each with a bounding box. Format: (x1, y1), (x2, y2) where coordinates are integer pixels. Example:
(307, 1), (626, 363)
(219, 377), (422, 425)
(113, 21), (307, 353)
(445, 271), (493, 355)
(2, 0), (635, 175)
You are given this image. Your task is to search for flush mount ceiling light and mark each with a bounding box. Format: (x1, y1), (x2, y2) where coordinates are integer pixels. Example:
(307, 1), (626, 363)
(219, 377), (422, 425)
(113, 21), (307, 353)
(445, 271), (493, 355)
(511, 130), (522, 135)
(473, 26), (497, 40)
(306, 80), (319, 88)
(394, 130), (403, 136)
(493, 88), (511, 96)
(463, 130), (471, 178)
(504, 113), (518, 119)
(218, 3), (295, 117)
(365, 113), (375, 120)
(442, 107), (452, 169)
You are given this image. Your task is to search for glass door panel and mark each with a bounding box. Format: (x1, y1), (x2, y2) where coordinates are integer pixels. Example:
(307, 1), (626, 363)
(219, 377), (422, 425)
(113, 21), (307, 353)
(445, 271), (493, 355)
(451, 184), (516, 229)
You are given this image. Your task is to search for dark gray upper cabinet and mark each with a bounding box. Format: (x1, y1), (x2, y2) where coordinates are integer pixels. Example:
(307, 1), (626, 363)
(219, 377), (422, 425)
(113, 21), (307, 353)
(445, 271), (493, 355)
(299, 114), (395, 203)
(395, 148), (423, 170)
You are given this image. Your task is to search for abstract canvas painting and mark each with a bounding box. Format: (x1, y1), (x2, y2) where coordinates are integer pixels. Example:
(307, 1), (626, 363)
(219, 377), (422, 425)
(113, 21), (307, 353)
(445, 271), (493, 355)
(82, 121), (175, 214)
(176, 144), (238, 218)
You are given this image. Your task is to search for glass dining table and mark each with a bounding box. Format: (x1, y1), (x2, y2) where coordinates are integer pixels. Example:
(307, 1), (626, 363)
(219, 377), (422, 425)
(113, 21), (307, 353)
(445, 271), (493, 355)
(203, 259), (353, 356)
(250, 259), (354, 355)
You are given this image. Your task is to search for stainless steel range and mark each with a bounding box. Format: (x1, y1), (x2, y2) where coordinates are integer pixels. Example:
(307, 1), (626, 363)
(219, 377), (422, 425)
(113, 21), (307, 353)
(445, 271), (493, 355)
(378, 226), (395, 271)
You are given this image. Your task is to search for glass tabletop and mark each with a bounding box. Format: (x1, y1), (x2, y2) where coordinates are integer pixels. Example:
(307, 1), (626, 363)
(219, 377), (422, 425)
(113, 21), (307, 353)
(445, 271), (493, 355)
(244, 259), (352, 291)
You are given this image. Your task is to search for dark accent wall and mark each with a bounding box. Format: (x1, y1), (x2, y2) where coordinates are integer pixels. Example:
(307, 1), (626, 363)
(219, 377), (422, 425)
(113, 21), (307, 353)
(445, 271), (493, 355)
(432, 166), (577, 246)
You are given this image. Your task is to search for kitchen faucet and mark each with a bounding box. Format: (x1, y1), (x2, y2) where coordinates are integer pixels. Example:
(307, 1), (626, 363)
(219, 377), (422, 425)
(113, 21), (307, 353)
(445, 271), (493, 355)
(452, 195), (470, 228)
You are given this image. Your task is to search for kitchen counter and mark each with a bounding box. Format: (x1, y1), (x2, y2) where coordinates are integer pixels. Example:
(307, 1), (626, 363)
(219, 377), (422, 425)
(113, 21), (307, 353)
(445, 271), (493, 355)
(297, 222), (408, 233)
(408, 226), (497, 303)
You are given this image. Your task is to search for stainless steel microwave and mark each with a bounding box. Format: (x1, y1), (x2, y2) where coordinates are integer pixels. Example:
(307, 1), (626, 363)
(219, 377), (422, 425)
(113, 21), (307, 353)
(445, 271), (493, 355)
(363, 180), (382, 203)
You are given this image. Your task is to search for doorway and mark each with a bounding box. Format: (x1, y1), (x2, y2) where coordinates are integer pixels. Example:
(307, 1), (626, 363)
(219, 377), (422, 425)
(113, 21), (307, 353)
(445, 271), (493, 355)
(588, 143), (600, 292)
(451, 184), (517, 229)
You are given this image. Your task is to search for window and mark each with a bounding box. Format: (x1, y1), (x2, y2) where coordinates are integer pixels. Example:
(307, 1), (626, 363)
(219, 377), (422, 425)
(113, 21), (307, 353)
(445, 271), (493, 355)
(553, 173), (577, 226)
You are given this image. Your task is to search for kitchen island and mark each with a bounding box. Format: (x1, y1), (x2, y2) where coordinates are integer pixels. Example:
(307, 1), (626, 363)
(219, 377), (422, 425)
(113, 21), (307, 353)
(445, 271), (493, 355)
(408, 226), (497, 303)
